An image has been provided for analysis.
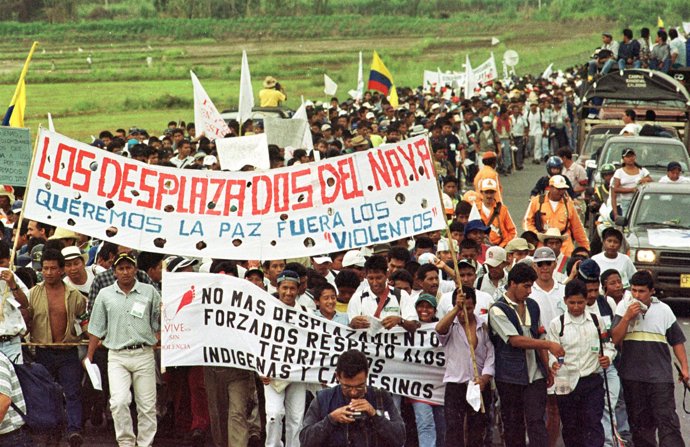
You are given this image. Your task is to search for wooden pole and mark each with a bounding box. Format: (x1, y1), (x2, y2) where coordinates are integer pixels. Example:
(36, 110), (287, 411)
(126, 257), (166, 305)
(10, 126), (43, 271)
(427, 137), (485, 413)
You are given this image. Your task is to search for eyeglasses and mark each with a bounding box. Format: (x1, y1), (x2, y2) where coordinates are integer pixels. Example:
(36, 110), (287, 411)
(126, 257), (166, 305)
(340, 383), (367, 392)
(536, 261), (554, 267)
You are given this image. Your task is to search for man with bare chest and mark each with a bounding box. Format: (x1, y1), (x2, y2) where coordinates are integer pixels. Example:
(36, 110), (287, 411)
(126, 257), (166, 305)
(28, 249), (86, 447)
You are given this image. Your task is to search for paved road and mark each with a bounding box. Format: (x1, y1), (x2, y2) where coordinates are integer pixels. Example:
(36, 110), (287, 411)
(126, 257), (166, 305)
(499, 158), (690, 443)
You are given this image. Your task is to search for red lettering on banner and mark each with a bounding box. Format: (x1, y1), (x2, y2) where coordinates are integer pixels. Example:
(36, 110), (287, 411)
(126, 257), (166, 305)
(338, 157), (363, 200)
(318, 163), (339, 205)
(206, 179), (225, 216)
(36, 137), (51, 181)
(415, 139), (433, 179)
(273, 173), (289, 213)
(53, 144), (77, 187)
(367, 151), (392, 191)
(97, 158), (122, 198)
(155, 173), (179, 209)
(252, 175), (272, 215)
(291, 168), (313, 210)
(189, 177), (208, 214)
(136, 168), (157, 208)
(117, 163), (137, 204)
(177, 176), (189, 213)
(384, 149), (407, 188)
(398, 143), (419, 182)
(73, 149), (95, 192)
(224, 179), (246, 216)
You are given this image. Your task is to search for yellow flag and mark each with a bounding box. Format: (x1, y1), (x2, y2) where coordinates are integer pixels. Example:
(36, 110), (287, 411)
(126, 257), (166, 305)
(2, 41), (38, 128)
(389, 85), (399, 108)
(658, 16), (664, 28)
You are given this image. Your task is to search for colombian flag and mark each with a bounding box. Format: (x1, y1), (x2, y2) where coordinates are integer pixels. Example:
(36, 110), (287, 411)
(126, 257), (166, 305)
(368, 51), (398, 107)
(2, 41), (39, 128)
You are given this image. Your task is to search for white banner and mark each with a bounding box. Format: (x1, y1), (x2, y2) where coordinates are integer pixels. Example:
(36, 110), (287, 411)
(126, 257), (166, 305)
(648, 229), (690, 248)
(191, 71), (232, 140)
(216, 133), (270, 172)
(473, 53), (498, 86)
(324, 74), (338, 96)
(162, 273), (446, 403)
(265, 116), (313, 150)
(24, 130), (444, 260)
(423, 70), (464, 89)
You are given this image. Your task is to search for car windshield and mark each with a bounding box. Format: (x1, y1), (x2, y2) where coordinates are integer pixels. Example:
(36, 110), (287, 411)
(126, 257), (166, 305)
(583, 133), (615, 158)
(634, 193), (690, 228)
(602, 142), (689, 170)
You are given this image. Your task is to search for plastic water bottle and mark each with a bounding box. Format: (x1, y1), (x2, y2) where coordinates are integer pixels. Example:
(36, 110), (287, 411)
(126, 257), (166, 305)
(555, 357), (571, 394)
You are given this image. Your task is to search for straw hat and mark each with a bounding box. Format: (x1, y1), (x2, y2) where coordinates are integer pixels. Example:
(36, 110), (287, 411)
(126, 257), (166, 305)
(263, 76), (278, 88)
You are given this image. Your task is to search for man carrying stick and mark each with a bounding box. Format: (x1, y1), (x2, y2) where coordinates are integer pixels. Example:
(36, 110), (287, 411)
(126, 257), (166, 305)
(488, 263), (565, 447)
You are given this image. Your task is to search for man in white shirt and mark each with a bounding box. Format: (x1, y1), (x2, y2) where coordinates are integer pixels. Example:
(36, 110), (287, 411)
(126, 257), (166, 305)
(525, 101), (546, 164)
(588, 32), (619, 80)
(659, 161), (690, 184)
(510, 104), (528, 170)
(347, 255), (419, 333)
(436, 259), (494, 319)
(169, 140), (194, 168)
(669, 28), (687, 68)
(619, 109), (641, 136)
(558, 148), (588, 196)
(530, 247), (565, 338)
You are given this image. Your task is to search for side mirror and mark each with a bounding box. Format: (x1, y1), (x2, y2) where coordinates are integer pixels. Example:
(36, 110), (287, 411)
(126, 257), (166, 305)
(614, 216), (628, 227)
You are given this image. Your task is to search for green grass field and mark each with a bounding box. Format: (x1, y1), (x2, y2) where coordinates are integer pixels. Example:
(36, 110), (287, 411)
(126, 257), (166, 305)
(0, 15), (613, 142)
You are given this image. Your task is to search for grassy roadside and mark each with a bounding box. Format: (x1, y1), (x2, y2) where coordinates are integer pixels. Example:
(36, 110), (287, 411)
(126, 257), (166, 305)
(0, 15), (613, 141)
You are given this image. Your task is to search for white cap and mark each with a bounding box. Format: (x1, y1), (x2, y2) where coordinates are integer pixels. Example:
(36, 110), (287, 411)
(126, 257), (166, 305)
(312, 255), (332, 264)
(417, 253), (436, 265)
(366, 112), (376, 120)
(321, 124), (332, 132)
(342, 250), (366, 268)
(484, 246), (507, 268)
(549, 175), (569, 189)
(203, 155), (218, 166)
(480, 178), (499, 192)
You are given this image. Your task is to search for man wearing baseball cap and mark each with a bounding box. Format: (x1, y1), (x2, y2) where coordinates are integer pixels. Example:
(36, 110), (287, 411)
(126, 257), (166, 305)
(476, 246), (508, 302)
(262, 269), (310, 447)
(659, 161), (690, 184)
(86, 252), (161, 447)
(524, 175), (590, 257)
(473, 151), (503, 202)
(477, 178), (516, 248)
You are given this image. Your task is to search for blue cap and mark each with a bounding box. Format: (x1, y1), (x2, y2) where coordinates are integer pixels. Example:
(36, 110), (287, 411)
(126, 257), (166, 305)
(277, 269), (300, 284)
(464, 219), (489, 235)
(578, 259), (601, 282)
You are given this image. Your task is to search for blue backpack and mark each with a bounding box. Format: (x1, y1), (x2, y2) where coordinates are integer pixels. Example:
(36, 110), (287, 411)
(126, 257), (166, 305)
(5, 356), (66, 433)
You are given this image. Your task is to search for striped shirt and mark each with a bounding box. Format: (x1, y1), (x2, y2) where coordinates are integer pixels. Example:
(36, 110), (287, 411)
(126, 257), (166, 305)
(0, 355), (25, 434)
(612, 296), (686, 383)
(89, 280), (161, 350)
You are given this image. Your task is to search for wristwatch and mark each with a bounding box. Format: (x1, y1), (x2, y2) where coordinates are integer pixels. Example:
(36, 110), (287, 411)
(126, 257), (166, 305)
(375, 409), (385, 418)
(398, 318), (405, 326)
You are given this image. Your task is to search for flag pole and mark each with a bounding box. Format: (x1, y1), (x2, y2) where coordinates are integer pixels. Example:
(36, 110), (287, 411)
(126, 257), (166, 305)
(10, 126), (44, 271)
(426, 136), (485, 413)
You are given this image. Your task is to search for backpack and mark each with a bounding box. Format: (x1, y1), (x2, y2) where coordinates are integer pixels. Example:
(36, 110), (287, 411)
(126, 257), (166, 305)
(5, 357), (66, 433)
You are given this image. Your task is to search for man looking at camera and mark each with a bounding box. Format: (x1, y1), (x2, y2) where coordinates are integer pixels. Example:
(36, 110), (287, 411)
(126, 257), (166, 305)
(299, 349), (405, 447)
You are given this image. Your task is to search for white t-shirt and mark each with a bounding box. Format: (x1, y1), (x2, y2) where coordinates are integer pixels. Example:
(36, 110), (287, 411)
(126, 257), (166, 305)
(591, 252), (637, 289)
(612, 167), (650, 203)
(347, 286), (417, 322)
(659, 174), (690, 184)
(525, 109), (544, 136)
(63, 264), (106, 297)
(437, 288), (493, 320)
(531, 281), (565, 334)
(619, 123), (641, 136)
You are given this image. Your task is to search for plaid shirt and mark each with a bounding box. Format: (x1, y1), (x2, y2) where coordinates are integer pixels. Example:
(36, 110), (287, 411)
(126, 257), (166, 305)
(87, 269), (156, 314)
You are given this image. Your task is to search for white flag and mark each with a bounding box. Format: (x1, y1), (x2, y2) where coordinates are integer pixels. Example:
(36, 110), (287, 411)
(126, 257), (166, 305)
(348, 51), (364, 100)
(683, 22), (690, 34)
(47, 113), (55, 132)
(542, 63), (554, 79)
(491, 37), (500, 46)
(293, 96), (308, 121)
(216, 133), (269, 172)
(292, 97), (313, 153)
(324, 74), (338, 96)
(191, 71), (232, 141)
(463, 55), (478, 99)
(238, 50), (254, 128)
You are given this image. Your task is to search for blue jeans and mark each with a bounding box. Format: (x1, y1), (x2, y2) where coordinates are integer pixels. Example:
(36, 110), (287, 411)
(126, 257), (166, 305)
(35, 348), (83, 434)
(0, 427), (31, 447)
(557, 374), (605, 447)
(588, 59), (616, 76)
(617, 59), (642, 70)
(649, 58), (671, 73)
(412, 402), (445, 447)
(500, 139), (512, 173)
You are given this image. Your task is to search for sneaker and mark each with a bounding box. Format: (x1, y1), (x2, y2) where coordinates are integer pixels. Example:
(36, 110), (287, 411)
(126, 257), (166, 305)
(68, 432), (83, 447)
